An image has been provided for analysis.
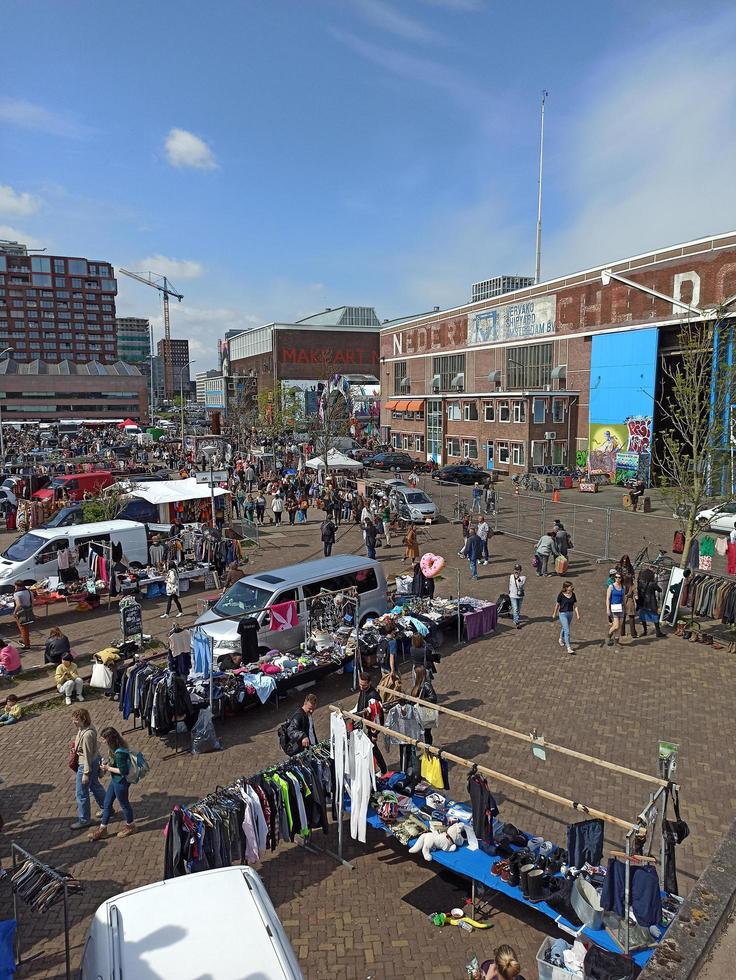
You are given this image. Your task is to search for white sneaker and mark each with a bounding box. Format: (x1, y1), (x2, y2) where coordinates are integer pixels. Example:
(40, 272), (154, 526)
(482, 560), (488, 565)
(175, 612), (183, 618)
(558, 637), (564, 647)
(78, 695), (85, 702)
(160, 613), (169, 618)
(65, 697), (72, 705)
(567, 647), (575, 655)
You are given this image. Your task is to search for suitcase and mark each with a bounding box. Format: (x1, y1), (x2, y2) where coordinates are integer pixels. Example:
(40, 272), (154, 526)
(555, 555), (568, 575)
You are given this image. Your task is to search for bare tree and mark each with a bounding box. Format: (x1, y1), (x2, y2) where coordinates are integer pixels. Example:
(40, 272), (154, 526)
(81, 483), (131, 524)
(254, 382), (302, 455)
(306, 362), (353, 478)
(657, 318), (735, 567)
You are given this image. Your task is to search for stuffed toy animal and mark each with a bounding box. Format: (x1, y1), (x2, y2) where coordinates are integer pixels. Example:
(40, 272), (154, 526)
(409, 822), (465, 861)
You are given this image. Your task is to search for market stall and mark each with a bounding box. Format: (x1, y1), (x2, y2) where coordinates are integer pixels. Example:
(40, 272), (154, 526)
(114, 477), (231, 527)
(305, 450), (363, 471)
(328, 699), (683, 968)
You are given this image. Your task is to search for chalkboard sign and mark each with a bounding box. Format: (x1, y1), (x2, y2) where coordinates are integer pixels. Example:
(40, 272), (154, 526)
(120, 599), (143, 642)
(203, 569), (219, 590)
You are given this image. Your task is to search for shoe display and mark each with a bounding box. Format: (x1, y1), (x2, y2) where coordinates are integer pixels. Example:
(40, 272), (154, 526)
(527, 868), (546, 902)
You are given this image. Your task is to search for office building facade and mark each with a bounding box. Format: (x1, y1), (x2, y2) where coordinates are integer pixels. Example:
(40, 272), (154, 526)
(116, 317), (151, 363)
(0, 240), (118, 363)
(471, 275), (535, 304)
(157, 337), (190, 400)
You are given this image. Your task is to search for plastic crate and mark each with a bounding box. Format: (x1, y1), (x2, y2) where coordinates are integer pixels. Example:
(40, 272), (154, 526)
(536, 937), (573, 980)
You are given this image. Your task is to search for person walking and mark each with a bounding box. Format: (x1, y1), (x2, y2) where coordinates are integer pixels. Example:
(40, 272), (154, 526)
(457, 513), (471, 557)
(283, 693), (318, 756)
(553, 520), (571, 560)
(508, 563), (526, 629)
(285, 494), (298, 526)
(553, 580), (580, 655)
(605, 571), (626, 646)
(477, 516), (490, 565)
(271, 492), (284, 525)
(89, 727), (137, 840)
(618, 554), (638, 638)
(69, 708), (107, 830)
(161, 563), (183, 618)
(403, 523), (419, 565)
(471, 482), (482, 514)
(637, 568), (664, 637)
(255, 492), (266, 525)
(56, 652), (84, 704)
(465, 528), (482, 580)
(364, 518), (378, 560)
(320, 515), (336, 557)
(13, 581), (33, 650)
(534, 530), (558, 577)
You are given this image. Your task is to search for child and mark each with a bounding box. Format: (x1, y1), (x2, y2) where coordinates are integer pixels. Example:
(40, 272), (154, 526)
(0, 695), (22, 725)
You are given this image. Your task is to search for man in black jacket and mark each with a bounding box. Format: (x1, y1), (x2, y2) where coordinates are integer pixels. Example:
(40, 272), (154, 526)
(285, 693), (318, 755)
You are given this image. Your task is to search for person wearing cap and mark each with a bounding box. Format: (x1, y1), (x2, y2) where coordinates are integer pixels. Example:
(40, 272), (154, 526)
(55, 652), (84, 705)
(508, 563), (526, 629)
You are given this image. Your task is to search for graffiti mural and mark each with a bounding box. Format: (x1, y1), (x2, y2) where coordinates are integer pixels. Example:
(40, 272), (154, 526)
(588, 418), (653, 480)
(575, 449), (588, 468)
(626, 415), (652, 453)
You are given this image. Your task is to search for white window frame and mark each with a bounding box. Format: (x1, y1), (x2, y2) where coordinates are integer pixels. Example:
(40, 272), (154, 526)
(415, 434), (425, 452)
(462, 439), (478, 460)
(497, 441), (510, 465)
(446, 401), (461, 421)
(499, 400), (510, 422)
(402, 434), (411, 451)
(552, 398), (565, 424)
(552, 441), (566, 465)
(533, 398), (546, 423)
(463, 401), (479, 422)
(391, 433), (401, 450)
(511, 442), (526, 466)
(532, 440), (546, 467)
(483, 402), (495, 422)
(446, 437), (461, 457)
(512, 400), (527, 423)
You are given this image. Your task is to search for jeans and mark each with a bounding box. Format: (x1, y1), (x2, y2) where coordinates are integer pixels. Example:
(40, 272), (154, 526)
(76, 755), (106, 823)
(367, 543), (376, 560)
(471, 497), (481, 513)
(166, 593), (182, 615)
(536, 552), (549, 575)
(101, 778), (134, 826)
(510, 596), (523, 624)
(273, 511), (282, 524)
(343, 503), (352, 520)
(480, 538), (489, 561)
(0, 713), (17, 724)
(323, 542), (333, 557)
(559, 611), (573, 647)
(469, 558), (478, 579)
(288, 512), (296, 525)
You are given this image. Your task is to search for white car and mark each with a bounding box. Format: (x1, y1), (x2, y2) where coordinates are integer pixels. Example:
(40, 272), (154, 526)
(382, 478), (411, 490)
(695, 501), (736, 533)
(390, 487), (438, 522)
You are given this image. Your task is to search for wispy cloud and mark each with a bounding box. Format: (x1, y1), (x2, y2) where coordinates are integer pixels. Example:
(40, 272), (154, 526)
(0, 224), (46, 250)
(330, 29), (486, 111)
(135, 255), (204, 280)
(164, 127), (218, 171)
(352, 0), (439, 44)
(0, 97), (91, 138)
(0, 185), (42, 217)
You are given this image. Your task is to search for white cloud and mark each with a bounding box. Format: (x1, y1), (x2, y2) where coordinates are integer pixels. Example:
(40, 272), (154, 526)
(0, 97), (90, 138)
(0, 224), (46, 250)
(352, 0), (439, 43)
(135, 255), (204, 280)
(0, 184), (42, 217)
(164, 128), (218, 170)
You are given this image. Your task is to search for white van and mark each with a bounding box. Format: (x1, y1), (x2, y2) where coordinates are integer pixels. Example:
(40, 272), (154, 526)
(0, 520), (148, 591)
(197, 555), (389, 658)
(80, 866), (303, 980)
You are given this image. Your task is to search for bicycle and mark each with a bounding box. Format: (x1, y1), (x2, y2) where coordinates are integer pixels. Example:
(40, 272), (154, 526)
(452, 500), (469, 522)
(633, 544), (674, 571)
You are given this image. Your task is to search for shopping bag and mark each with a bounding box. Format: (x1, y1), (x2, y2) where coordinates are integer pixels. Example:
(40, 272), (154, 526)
(555, 555), (568, 575)
(90, 662), (113, 690)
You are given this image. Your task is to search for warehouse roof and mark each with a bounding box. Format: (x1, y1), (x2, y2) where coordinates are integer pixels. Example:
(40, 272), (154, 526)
(0, 358), (144, 376)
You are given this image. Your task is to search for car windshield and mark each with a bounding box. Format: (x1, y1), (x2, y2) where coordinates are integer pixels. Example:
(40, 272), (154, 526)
(213, 580), (274, 618)
(2, 532), (45, 562)
(406, 492), (430, 504)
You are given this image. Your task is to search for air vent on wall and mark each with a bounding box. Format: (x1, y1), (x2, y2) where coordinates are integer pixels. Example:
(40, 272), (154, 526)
(544, 431), (556, 440)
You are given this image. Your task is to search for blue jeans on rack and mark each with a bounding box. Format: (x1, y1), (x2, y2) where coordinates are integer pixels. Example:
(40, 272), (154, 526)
(76, 756), (106, 823)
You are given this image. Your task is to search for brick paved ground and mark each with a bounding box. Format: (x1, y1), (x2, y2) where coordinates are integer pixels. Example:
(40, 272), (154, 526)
(0, 504), (734, 979)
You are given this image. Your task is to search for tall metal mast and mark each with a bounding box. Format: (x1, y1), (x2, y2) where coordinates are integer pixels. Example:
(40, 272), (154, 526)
(534, 90), (548, 285)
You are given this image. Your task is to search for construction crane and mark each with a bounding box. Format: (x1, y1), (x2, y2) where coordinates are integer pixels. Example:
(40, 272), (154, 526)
(119, 268), (183, 341)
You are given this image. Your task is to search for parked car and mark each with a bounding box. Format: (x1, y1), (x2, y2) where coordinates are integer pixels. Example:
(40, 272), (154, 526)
(370, 452), (415, 471)
(432, 465), (492, 486)
(694, 501), (736, 533)
(382, 478), (411, 490)
(390, 487), (438, 523)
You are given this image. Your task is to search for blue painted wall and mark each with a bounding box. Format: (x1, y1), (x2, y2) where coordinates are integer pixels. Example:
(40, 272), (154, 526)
(589, 327), (658, 423)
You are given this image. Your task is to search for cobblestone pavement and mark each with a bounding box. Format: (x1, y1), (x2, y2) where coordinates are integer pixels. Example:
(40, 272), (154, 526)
(0, 511), (734, 979)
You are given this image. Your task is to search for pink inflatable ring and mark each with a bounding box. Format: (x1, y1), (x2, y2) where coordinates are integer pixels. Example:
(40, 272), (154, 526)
(421, 553), (445, 578)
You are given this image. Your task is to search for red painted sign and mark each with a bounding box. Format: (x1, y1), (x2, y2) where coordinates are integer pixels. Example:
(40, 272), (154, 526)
(276, 329), (379, 380)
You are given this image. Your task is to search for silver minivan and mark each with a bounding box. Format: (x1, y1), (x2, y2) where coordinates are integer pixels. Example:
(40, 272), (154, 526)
(196, 555), (389, 657)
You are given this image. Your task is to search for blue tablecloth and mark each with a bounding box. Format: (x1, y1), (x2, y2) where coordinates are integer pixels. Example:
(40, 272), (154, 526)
(356, 797), (658, 967)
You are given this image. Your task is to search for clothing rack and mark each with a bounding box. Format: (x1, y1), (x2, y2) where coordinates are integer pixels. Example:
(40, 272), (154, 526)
(328, 702), (678, 956)
(10, 842), (77, 980)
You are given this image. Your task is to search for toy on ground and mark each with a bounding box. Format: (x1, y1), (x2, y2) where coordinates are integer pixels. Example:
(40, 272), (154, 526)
(420, 553), (446, 578)
(409, 821), (465, 860)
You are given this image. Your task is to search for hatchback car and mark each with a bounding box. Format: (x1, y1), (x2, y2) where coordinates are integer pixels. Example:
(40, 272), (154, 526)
(694, 501), (736, 533)
(370, 452), (415, 471)
(432, 465), (491, 486)
(390, 487), (438, 522)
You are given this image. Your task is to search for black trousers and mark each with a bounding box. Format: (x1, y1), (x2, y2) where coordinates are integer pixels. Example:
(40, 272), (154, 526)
(166, 593), (183, 614)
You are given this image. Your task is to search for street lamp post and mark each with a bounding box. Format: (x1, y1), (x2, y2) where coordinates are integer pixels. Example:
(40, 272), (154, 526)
(0, 348), (12, 460)
(180, 359), (196, 449)
(201, 444), (217, 527)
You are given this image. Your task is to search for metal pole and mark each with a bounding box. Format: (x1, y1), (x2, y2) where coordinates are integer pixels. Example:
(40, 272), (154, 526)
(0, 402), (4, 459)
(456, 567), (461, 644)
(624, 832), (632, 955)
(210, 459), (216, 527)
(534, 90), (548, 284)
(604, 507), (611, 561)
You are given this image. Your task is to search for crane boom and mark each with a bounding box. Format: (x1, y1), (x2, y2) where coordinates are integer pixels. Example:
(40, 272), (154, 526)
(119, 268), (183, 342)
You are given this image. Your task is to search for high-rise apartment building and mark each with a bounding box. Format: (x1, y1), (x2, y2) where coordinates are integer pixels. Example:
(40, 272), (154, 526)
(116, 317), (151, 363)
(157, 337), (190, 400)
(0, 239), (118, 362)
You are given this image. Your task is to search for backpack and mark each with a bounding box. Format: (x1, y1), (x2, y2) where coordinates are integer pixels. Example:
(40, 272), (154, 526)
(126, 749), (150, 784)
(496, 593), (512, 616)
(277, 721), (291, 754)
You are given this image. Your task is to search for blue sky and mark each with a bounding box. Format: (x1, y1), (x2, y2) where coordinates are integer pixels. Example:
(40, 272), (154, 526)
(2, 0), (736, 369)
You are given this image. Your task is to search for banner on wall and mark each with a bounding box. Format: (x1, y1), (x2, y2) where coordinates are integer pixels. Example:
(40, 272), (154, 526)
(469, 296), (556, 346)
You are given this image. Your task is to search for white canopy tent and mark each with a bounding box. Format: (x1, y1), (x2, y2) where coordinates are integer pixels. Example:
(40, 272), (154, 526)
(305, 450), (363, 470)
(113, 478), (231, 504)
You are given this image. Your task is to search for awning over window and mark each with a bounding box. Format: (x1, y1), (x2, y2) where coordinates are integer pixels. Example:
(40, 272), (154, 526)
(406, 400), (424, 411)
(383, 400), (398, 409)
(551, 364), (567, 380)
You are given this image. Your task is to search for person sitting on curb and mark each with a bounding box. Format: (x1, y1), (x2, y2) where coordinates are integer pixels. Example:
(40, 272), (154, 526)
(0, 695), (22, 725)
(0, 640), (22, 677)
(56, 652), (84, 705)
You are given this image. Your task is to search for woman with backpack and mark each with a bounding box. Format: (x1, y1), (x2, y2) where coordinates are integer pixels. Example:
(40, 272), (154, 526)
(89, 727), (136, 840)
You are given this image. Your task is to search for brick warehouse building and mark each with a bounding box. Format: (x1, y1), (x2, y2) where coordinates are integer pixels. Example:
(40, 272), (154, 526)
(380, 231), (736, 481)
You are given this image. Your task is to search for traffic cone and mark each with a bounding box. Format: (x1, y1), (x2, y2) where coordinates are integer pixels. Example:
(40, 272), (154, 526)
(553, 488), (559, 503)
